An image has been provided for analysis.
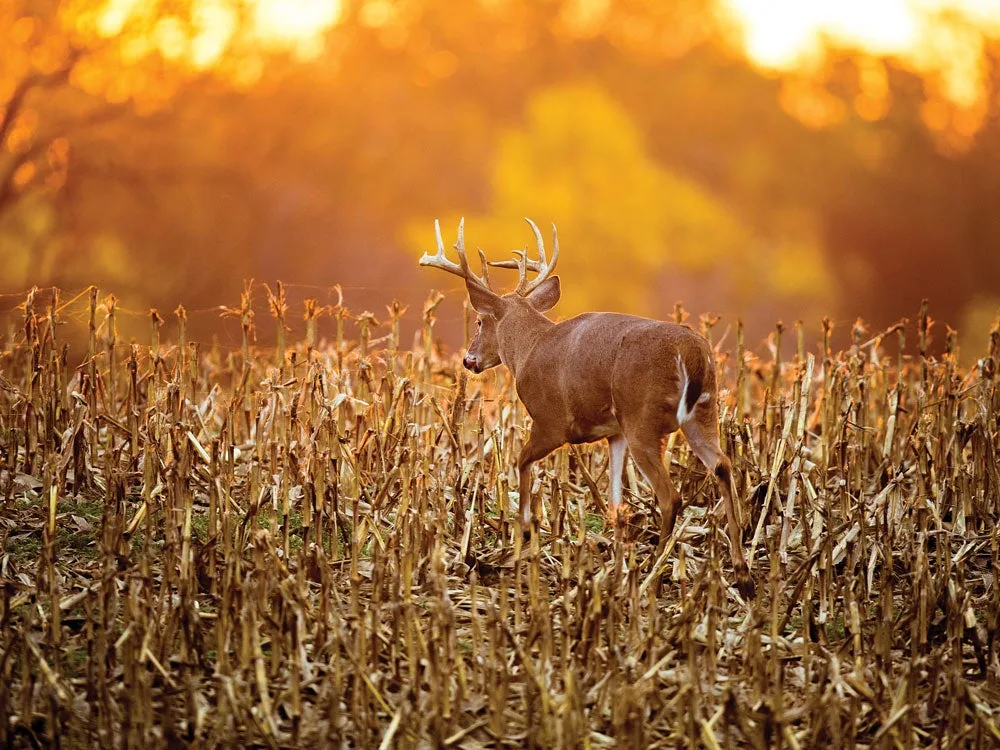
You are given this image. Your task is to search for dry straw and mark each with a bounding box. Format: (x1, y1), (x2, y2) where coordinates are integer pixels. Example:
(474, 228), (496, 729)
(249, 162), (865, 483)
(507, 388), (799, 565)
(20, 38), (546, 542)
(0, 287), (998, 747)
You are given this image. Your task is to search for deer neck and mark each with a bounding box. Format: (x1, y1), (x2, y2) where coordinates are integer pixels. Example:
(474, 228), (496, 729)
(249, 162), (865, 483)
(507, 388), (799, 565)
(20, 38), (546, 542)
(498, 309), (553, 379)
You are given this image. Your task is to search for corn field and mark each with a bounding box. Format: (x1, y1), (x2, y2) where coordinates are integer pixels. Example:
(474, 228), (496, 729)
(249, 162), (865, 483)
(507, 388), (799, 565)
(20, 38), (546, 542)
(0, 285), (998, 748)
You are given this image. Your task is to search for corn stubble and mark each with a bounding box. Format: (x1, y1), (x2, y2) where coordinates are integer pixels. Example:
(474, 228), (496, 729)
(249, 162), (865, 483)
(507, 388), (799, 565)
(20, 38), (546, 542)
(0, 288), (998, 748)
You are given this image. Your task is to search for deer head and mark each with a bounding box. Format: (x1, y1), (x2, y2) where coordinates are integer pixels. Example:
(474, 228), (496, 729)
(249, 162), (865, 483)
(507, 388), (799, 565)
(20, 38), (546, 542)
(419, 218), (561, 373)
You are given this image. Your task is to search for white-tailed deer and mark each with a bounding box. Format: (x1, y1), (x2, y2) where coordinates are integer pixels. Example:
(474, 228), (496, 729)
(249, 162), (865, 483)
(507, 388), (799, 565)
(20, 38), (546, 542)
(420, 218), (754, 598)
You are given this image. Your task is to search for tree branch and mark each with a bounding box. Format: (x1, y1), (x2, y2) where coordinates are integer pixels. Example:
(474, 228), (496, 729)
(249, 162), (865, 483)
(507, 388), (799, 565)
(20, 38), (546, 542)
(0, 48), (83, 152)
(0, 100), (132, 217)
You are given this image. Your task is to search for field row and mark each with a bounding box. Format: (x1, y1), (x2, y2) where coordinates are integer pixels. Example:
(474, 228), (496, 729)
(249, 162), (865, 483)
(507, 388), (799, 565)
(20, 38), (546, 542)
(0, 289), (998, 747)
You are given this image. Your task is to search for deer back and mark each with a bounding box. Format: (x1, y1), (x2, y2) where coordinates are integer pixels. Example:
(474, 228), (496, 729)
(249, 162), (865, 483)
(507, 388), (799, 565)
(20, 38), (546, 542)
(513, 312), (715, 445)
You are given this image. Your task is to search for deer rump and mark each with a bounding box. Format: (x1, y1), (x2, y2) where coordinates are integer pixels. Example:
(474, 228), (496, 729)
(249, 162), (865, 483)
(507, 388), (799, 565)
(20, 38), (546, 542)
(512, 312), (715, 446)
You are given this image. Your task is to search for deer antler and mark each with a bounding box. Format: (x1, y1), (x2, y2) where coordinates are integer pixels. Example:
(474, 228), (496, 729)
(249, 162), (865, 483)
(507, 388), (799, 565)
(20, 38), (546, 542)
(419, 218), (493, 289)
(490, 218), (560, 296)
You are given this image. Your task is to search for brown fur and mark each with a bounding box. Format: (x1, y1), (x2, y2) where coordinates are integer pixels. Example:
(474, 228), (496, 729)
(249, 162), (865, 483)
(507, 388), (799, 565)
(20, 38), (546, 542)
(423, 221), (754, 599)
(462, 279), (754, 599)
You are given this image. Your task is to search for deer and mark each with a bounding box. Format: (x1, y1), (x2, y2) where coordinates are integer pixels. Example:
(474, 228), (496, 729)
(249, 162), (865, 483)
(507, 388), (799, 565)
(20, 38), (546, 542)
(419, 218), (755, 598)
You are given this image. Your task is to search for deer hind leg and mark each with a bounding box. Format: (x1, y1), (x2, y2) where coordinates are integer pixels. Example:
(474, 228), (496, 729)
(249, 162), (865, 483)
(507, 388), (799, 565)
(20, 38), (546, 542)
(623, 437), (678, 555)
(680, 414), (756, 599)
(606, 434), (629, 527)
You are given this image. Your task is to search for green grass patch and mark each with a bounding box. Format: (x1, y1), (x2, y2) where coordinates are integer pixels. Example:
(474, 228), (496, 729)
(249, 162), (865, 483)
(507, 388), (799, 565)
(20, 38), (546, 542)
(56, 529), (99, 559)
(5, 532), (42, 563)
(584, 513), (605, 534)
(825, 613), (847, 641)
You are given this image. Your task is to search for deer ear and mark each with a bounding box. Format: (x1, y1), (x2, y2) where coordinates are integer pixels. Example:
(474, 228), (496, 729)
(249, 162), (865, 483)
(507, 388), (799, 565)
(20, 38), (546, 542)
(526, 276), (560, 312)
(466, 281), (505, 318)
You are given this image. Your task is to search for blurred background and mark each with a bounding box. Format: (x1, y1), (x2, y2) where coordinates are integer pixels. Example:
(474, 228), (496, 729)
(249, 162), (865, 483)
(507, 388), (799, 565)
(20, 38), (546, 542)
(2, 0), (1000, 353)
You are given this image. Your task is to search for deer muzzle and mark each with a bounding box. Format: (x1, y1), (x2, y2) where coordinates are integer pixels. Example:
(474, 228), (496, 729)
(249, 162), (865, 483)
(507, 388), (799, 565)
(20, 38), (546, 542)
(463, 354), (482, 373)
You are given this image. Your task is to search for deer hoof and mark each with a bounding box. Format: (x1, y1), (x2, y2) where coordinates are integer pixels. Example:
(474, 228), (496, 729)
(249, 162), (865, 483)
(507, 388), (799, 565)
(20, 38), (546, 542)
(606, 505), (628, 528)
(734, 566), (756, 600)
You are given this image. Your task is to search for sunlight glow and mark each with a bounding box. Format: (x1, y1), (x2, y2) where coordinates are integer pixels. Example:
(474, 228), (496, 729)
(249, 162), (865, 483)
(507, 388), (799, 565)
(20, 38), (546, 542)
(724, 0), (1000, 106)
(95, 0), (342, 69)
(725, 0), (918, 66)
(97, 0), (133, 36)
(252, 0), (341, 48)
(191, 0), (236, 68)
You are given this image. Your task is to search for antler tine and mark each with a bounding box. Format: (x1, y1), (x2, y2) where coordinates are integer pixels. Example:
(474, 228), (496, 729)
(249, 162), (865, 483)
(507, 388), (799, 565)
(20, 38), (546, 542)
(549, 221), (560, 273)
(487, 218), (560, 295)
(477, 247), (492, 289)
(454, 216), (468, 267)
(419, 218), (491, 288)
(455, 218), (492, 287)
(524, 218), (547, 267)
(513, 250), (529, 293)
(453, 216), (475, 275)
(419, 219), (461, 274)
(519, 217), (559, 295)
(491, 250), (543, 271)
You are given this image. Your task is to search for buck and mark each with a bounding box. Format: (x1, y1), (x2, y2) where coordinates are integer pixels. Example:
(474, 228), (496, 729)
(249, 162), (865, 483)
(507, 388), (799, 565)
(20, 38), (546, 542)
(420, 218), (755, 598)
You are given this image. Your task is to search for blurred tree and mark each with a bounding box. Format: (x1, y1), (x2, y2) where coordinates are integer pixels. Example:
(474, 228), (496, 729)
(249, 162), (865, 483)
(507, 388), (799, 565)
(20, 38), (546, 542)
(0, 0), (255, 296)
(789, 47), (998, 330)
(406, 83), (834, 322)
(0, 0), (997, 347)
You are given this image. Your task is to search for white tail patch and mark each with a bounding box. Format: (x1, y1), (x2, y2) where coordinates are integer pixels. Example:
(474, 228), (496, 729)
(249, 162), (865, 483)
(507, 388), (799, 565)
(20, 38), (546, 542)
(676, 354), (692, 424)
(676, 354), (711, 424)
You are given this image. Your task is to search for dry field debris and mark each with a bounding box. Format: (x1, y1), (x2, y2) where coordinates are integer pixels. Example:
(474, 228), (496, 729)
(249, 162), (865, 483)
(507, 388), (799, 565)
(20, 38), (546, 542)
(0, 287), (998, 748)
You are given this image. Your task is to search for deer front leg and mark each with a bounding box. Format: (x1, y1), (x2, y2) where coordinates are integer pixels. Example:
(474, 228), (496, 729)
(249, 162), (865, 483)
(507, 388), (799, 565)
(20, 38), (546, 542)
(516, 429), (562, 530)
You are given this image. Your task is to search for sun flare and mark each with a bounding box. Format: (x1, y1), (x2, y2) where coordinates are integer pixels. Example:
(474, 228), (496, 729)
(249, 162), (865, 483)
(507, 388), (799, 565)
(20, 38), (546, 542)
(723, 0), (1000, 105)
(252, 0), (341, 49)
(95, 0), (342, 69)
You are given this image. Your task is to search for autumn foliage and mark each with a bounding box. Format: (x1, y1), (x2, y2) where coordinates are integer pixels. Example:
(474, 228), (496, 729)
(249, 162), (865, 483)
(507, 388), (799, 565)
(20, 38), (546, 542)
(1, 0), (999, 346)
